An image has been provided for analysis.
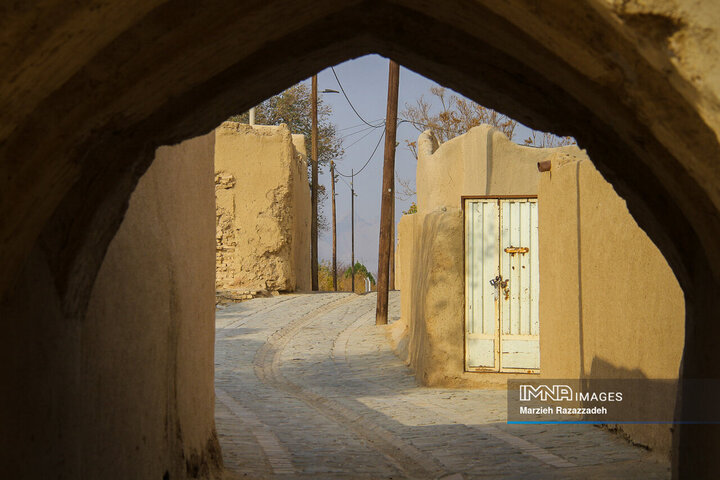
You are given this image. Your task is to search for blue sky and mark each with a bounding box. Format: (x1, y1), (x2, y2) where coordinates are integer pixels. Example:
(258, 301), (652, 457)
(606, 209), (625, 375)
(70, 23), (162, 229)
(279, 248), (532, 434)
(295, 54), (539, 276)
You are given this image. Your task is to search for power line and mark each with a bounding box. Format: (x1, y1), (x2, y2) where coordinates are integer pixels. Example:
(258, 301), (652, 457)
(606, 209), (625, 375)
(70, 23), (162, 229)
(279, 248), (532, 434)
(337, 118), (385, 131)
(336, 129), (386, 178)
(337, 175), (351, 189)
(339, 123), (381, 142)
(331, 66), (384, 128)
(336, 119), (434, 179)
(342, 125), (382, 149)
(339, 124), (376, 140)
(398, 117), (444, 131)
(398, 117), (449, 132)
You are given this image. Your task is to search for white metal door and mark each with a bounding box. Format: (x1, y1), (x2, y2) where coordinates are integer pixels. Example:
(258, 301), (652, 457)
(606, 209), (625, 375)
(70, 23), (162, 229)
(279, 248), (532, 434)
(465, 199), (500, 370)
(465, 198), (539, 373)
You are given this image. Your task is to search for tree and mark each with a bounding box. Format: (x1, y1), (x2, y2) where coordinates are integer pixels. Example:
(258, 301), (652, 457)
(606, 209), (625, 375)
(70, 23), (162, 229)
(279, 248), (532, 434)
(344, 262), (376, 285)
(230, 83), (344, 232)
(398, 86), (575, 198)
(401, 86), (574, 157)
(401, 86), (518, 157)
(522, 130), (575, 148)
(318, 260), (375, 293)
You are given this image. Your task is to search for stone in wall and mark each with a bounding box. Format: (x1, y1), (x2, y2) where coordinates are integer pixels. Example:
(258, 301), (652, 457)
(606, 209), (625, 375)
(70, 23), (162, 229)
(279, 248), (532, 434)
(214, 122), (311, 293)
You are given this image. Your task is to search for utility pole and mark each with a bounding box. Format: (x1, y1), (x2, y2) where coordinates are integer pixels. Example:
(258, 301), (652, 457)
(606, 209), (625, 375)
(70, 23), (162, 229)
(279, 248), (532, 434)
(311, 75), (319, 291)
(351, 169), (355, 294)
(331, 160), (338, 291)
(249, 107), (256, 125)
(376, 59), (400, 325)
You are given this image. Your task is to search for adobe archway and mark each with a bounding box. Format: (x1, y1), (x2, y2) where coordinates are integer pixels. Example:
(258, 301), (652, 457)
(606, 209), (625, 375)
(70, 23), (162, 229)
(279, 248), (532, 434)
(1, 1), (719, 478)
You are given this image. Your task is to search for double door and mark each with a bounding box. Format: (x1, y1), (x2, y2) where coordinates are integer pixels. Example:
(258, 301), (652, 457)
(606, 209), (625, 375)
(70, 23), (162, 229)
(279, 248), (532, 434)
(464, 198), (540, 373)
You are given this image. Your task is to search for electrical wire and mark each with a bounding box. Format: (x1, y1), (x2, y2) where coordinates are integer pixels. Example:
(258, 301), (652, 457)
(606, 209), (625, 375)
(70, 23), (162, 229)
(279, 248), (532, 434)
(331, 66), (384, 128)
(398, 117), (446, 132)
(339, 124), (374, 139)
(342, 125), (383, 150)
(337, 118), (385, 132)
(339, 123), (381, 142)
(335, 129), (385, 178)
(337, 175), (351, 189)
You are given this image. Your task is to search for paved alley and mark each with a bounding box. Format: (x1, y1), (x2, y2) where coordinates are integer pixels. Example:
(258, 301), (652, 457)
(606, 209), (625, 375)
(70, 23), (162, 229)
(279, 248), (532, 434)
(215, 292), (670, 479)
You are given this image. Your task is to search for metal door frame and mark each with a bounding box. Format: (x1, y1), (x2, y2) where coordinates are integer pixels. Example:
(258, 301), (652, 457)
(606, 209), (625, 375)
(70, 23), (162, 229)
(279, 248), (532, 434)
(462, 195), (540, 374)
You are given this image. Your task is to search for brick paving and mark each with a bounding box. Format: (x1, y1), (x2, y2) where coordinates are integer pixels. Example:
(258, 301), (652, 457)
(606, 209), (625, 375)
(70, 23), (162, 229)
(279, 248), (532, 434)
(215, 292), (670, 479)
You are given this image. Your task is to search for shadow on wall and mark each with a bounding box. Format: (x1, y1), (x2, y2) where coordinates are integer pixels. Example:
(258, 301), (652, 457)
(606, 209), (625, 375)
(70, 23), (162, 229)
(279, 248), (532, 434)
(576, 162), (586, 379)
(541, 153), (685, 458)
(586, 357), (677, 459)
(83, 134), (222, 479)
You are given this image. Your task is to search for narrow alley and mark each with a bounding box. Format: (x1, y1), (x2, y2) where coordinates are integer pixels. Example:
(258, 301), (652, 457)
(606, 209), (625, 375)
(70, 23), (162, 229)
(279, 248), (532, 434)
(215, 293), (669, 479)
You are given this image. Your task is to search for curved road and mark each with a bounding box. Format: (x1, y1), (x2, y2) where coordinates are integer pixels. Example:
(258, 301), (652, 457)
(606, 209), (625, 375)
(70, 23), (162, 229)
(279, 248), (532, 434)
(215, 292), (669, 479)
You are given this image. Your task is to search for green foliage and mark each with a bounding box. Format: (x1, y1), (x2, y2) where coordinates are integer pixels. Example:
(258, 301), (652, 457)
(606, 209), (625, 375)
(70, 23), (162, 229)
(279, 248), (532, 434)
(317, 260), (336, 292)
(318, 259), (375, 293)
(403, 202), (417, 215)
(344, 262), (375, 285)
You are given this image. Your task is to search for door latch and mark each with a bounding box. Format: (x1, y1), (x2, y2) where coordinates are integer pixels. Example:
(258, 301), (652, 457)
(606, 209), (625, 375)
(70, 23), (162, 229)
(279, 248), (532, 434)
(504, 246), (529, 255)
(489, 275), (510, 300)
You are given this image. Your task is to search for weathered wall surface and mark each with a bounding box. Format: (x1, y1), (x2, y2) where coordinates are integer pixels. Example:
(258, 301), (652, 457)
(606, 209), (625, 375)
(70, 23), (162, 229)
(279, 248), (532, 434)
(394, 209), (466, 386)
(83, 133), (220, 479)
(415, 126), (568, 212)
(394, 127), (685, 457)
(538, 152), (685, 457)
(215, 122), (311, 293)
(290, 133), (312, 293)
(0, 134), (220, 479)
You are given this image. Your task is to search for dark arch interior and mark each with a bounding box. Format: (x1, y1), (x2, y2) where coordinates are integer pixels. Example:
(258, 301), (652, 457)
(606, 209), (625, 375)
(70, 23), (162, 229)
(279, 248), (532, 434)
(10, 1), (712, 312)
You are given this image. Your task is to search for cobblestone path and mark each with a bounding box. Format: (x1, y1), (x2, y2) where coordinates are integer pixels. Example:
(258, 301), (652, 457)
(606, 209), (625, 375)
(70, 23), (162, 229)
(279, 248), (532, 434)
(215, 292), (670, 479)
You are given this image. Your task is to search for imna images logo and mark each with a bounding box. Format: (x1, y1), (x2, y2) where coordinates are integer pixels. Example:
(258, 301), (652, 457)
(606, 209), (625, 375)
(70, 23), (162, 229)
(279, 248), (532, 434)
(518, 384), (623, 402)
(519, 384), (573, 402)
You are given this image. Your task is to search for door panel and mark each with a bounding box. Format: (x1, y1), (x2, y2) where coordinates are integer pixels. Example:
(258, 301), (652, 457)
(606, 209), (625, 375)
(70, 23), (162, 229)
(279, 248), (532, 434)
(465, 200), (499, 370)
(519, 202), (532, 335)
(499, 199), (539, 371)
(465, 197), (540, 373)
(467, 338), (496, 368)
(500, 338), (540, 369)
(530, 202), (540, 337)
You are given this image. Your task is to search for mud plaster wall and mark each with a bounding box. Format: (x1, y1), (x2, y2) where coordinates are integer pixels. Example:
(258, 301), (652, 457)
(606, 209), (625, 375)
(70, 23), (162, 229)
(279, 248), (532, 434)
(394, 126), (574, 388)
(538, 153), (685, 457)
(0, 133), (221, 479)
(84, 133), (220, 479)
(415, 126), (560, 211)
(393, 126), (684, 457)
(214, 122), (311, 292)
